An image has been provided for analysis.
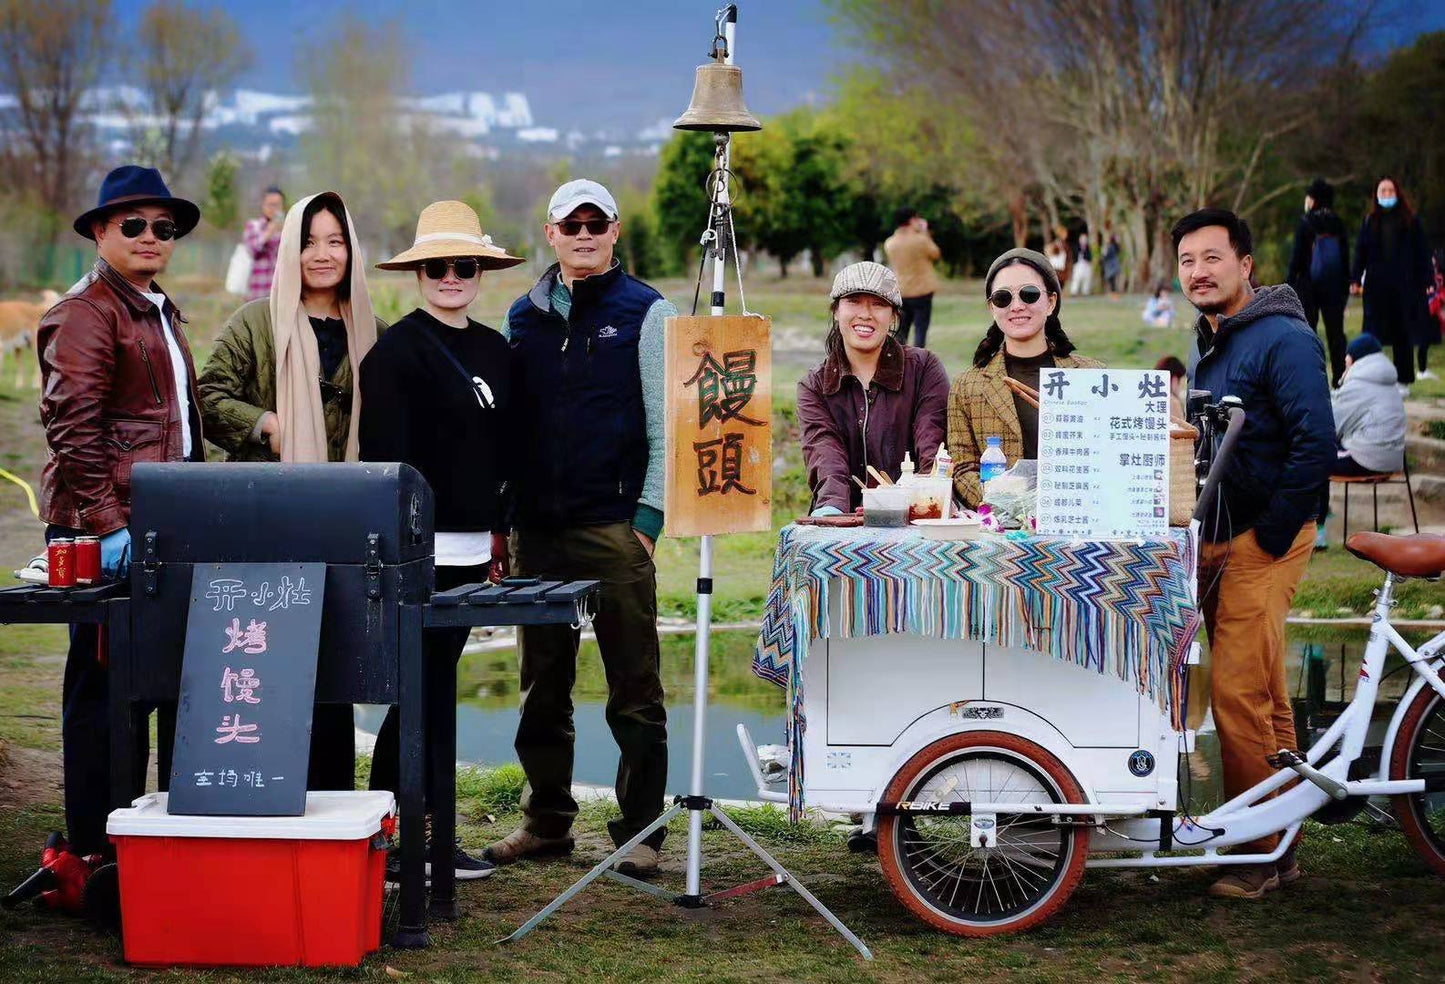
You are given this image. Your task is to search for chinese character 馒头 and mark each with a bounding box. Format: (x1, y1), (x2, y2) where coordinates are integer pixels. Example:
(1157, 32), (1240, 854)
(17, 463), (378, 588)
(221, 617), (268, 655)
(220, 666), (262, 704)
(214, 713), (261, 745)
(684, 349), (765, 427)
(694, 433), (756, 496)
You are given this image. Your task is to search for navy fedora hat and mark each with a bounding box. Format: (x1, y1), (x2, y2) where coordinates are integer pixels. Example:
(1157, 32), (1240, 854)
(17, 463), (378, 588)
(73, 165), (201, 241)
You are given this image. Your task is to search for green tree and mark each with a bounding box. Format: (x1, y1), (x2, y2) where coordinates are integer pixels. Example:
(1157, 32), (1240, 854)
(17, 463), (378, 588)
(134, 0), (252, 185)
(203, 150), (240, 233)
(651, 131), (722, 274)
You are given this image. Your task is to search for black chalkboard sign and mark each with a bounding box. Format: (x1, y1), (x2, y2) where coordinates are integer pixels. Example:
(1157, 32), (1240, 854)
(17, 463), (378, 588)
(167, 563), (327, 816)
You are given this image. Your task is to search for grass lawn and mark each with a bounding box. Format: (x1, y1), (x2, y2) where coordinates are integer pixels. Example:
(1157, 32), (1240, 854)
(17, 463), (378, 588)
(3, 274), (1445, 981)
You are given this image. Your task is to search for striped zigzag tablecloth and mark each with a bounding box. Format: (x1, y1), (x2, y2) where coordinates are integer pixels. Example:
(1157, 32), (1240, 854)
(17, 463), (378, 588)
(751, 524), (1201, 815)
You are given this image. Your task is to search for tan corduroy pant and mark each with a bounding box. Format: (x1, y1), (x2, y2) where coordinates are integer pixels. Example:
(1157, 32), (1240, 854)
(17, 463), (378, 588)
(1198, 524), (1315, 852)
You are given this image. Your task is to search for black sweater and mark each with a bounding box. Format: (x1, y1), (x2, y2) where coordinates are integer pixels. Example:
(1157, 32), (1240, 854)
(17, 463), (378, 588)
(358, 308), (511, 533)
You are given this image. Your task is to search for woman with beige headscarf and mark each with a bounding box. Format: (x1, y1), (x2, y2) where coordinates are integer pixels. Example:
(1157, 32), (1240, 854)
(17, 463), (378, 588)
(198, 190), (384, 790)
(199, 191), (383, 464)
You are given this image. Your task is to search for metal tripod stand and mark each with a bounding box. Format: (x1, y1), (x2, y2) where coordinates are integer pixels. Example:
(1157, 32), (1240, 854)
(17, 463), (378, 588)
(503, 7), (870, 960)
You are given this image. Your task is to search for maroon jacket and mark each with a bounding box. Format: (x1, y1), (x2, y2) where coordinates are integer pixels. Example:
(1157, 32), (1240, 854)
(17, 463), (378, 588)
(797, 336), (950, 512)
(37, 260), (202, 534)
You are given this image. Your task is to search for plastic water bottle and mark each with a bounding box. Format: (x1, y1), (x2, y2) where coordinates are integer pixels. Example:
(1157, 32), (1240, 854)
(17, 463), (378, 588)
(980, 437), (1007, 485)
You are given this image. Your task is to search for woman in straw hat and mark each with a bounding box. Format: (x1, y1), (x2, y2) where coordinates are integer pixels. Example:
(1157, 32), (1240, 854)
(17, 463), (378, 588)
(197, 190), (385, 792)
(359, 199), (524, 881)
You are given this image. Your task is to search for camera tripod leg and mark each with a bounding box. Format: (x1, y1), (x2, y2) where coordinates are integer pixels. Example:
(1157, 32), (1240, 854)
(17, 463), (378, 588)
(707, 805), (873, 960)
(500, 803), (683, 945)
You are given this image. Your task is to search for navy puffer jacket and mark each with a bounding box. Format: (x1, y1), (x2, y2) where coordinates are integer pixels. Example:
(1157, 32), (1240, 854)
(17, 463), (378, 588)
(1187, 285), (1336, 557)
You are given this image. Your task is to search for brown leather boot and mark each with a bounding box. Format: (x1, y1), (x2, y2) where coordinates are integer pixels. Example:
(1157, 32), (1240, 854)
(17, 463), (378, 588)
(1209, 863), (1280, 899)
(482, 827), (575, 865)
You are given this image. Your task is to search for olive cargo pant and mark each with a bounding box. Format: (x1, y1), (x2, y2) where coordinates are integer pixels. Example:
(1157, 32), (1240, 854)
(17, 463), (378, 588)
(1198, 524), (1314, 852)
(512, 522), (668, 849)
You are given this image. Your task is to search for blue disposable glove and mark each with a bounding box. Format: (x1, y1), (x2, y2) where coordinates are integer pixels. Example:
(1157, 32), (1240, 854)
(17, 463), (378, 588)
(811, 505), (844, 517)
(99, 528), (132, 578)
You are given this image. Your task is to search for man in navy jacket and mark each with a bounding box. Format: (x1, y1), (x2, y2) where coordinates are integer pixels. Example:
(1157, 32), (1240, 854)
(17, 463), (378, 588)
(1178, 207), (1335, 901)
(487, 179), (676, 878)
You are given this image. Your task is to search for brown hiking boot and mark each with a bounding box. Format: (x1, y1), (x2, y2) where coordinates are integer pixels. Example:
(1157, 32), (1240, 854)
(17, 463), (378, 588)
(1209, 863), (1280, 899)
(1277, 843), (1302, 885)
(613, 843), (660, 879)
(482, 827), (574, 865)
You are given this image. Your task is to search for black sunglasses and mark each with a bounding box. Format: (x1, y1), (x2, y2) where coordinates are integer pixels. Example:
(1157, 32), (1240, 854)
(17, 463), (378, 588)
(422, 258), (480, 281)
(988, 285), (1046, 308)
(116, 216), (177, 241)
(554, 218), (613, 236)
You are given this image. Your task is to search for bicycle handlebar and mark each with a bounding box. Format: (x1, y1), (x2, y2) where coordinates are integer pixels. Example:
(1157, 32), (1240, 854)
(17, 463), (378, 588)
(1192, 401), (1245, 525)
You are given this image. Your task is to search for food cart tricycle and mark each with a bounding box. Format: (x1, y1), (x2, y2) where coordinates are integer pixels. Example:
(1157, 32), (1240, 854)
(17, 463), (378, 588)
(741, 402), (1445, 936)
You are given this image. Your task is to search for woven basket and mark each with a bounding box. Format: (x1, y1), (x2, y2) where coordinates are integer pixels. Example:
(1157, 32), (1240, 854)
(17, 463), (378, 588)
(1169, 421), (1199, 526)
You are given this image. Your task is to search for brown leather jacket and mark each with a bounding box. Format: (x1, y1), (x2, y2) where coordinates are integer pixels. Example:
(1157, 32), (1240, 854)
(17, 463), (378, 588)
(797, 335), (951, 513)
(37, 260), (202, 534)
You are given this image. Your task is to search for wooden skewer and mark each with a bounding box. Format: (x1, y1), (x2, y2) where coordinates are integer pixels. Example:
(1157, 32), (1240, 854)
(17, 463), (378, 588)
(1002, 376), (1041, 410)
(866, 466), (893, 487)
(851, 475), (868, 491)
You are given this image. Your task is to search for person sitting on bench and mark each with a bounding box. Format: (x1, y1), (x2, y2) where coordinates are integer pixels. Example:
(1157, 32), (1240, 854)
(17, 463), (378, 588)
(1316, 333), (1407, 547)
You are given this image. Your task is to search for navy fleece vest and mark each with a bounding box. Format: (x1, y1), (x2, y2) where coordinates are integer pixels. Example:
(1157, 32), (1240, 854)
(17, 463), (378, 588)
(507, 263), (661, 528)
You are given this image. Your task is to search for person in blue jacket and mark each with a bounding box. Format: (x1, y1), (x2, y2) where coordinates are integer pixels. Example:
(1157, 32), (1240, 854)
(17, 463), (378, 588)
(1178, 207), (1335, 901)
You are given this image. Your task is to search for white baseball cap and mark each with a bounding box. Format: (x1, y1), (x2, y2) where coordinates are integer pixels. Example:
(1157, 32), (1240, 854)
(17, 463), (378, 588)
(547, 179), (619, 222)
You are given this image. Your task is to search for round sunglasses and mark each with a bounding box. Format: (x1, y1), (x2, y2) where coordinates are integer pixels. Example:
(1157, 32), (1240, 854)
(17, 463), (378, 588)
(115, 216), (177, 241)
(988, 285), (1047, 308)
(422, 258), (480, 281)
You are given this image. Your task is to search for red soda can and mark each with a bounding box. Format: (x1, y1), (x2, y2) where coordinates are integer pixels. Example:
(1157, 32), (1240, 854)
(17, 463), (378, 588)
(74, 536), (101, 585)
(48, 539), (76, 588)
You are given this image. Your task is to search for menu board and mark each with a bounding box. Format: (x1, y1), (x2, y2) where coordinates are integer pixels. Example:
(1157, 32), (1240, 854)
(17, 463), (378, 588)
(1036, 368), (1170, 540)
(167, 563), (326, 816)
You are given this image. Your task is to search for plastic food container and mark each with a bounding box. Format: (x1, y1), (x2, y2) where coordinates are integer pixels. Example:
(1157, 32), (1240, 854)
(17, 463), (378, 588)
(862, 485), (912, 527)
(908, 475), (953, 521)
(107, 791), (394, 968)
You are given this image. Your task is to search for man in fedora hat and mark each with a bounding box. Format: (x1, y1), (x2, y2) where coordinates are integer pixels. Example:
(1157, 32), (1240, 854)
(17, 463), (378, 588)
(35, 164), (203, 857)
(486, 178), (676, 877)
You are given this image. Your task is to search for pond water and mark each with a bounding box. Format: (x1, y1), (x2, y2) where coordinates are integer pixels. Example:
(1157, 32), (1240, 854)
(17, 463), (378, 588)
(354, 625), (1432, 806)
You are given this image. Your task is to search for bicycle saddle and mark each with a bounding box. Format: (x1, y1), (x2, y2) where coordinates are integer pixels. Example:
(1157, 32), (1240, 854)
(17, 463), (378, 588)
(1345, 531), (1445, 578)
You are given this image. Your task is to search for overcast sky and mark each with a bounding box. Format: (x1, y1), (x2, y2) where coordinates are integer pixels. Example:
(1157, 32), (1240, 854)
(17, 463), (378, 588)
(110, 0), (839, 133)
(106, 0), (1445, 134)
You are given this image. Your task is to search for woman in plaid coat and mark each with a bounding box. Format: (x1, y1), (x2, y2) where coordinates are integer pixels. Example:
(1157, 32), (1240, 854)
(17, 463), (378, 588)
(947, 248), (1103, 507)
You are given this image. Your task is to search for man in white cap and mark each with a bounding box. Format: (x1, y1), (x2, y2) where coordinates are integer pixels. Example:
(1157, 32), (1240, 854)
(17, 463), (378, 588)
(488, 178), (677, 877)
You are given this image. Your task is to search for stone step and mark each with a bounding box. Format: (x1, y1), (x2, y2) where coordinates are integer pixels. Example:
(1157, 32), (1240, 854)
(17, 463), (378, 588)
(1406, 435), (1445, 472)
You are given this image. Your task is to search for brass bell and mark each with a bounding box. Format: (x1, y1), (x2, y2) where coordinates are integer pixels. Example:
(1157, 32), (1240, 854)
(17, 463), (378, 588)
(672, 63), (762, 133)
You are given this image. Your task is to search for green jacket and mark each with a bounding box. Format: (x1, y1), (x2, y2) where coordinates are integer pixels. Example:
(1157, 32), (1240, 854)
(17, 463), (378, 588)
(197, 299), (388, 462)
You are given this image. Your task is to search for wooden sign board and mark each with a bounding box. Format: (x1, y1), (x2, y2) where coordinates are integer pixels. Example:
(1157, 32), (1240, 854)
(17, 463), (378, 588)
(664, 315), (772, 537)
(168, 563), (327, 816)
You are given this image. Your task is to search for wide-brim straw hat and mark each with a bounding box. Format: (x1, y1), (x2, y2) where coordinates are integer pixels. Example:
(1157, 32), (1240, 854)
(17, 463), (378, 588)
(376, 200), (524, 271)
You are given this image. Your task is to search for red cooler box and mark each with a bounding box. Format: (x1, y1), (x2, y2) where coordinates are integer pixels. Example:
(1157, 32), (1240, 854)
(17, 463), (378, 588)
(107, 790), (395, 967)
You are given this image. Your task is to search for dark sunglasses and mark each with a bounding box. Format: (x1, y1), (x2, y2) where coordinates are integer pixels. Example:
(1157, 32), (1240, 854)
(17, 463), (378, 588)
(422, 258), (480, 281)
(555, 218), (613, 236)
(116, 216), (177, 241)
(988, 285), (1046, 308)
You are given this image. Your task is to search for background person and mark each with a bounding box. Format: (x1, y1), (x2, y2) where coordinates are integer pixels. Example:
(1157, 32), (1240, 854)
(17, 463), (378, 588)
(882, 207), (941, 348)
(486, 179), (675, 879)
(1177, 207), (1334, 900)
(1102, 230), (1122, 299)
(1352, 176), (1435, 386)
(1287, 178), (1350, 387)
(242, 186), (285, 301)
(35, 164), (203, 858)
(1068, 231), (1093, 295)
(198, 190), (383, 790)
(361, 200), (525, 882)
(1142, 284), (1175, 328)
(1155, 354), (1187, 420)
(797, 261), (949, 514)
(946, 248), (1103, 508)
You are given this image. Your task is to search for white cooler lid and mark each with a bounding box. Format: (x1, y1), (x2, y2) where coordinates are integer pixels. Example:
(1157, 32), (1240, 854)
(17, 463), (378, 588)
(107, 791), (395, 840)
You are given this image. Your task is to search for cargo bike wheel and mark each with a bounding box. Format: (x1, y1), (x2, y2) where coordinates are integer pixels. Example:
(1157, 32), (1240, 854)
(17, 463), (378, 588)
(1390, 686), (1445, 877)
(876, 731), (1090, 936)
